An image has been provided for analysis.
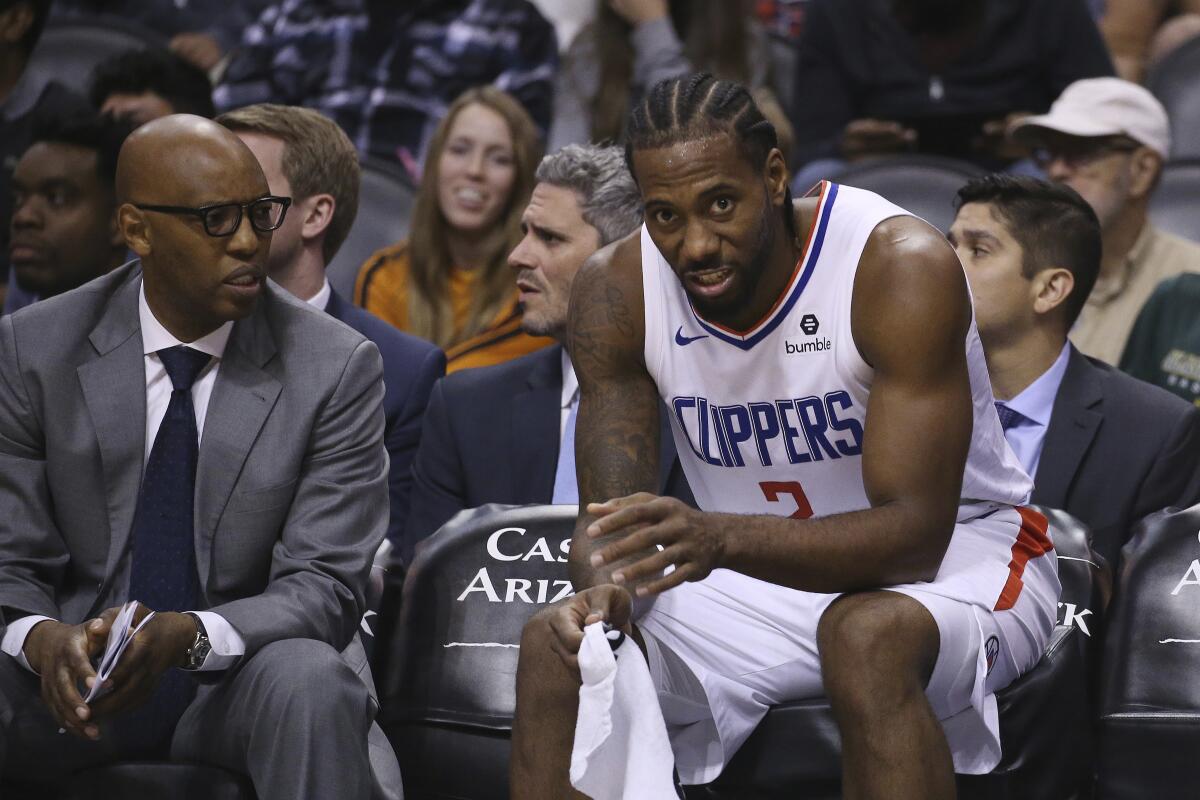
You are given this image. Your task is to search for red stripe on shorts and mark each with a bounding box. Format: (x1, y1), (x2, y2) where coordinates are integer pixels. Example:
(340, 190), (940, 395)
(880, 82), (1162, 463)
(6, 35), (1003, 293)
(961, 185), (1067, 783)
(993, 506), (1054, 611)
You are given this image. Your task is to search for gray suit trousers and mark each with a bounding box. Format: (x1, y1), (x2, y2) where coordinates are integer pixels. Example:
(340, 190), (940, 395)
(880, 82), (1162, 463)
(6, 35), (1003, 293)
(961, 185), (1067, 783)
(0, 638), (400, 800)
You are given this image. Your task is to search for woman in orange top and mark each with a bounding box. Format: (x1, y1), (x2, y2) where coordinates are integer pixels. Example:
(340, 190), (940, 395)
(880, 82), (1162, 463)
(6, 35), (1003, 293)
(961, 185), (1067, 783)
(355, 86), (553, 371)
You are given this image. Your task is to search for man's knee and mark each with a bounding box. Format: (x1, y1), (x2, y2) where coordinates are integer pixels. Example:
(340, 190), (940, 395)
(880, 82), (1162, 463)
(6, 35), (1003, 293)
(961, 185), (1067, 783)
(242, 638), (369, 715)
(817, 592), (940, 712)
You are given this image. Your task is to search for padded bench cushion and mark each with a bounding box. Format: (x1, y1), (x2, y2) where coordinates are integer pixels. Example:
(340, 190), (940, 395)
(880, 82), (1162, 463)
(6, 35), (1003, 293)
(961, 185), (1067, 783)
(65, 763), (255, 800)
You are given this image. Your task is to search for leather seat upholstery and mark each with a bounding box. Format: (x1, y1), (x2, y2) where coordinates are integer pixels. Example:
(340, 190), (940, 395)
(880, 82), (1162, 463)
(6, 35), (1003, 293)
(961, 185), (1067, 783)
(1097, 503), (1200, 799)
(381, 505), (1102, 799)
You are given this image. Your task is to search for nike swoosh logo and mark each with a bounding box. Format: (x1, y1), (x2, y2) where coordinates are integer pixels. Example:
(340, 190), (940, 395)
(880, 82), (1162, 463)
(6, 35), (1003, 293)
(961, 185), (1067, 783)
(675, 326), (709, 346)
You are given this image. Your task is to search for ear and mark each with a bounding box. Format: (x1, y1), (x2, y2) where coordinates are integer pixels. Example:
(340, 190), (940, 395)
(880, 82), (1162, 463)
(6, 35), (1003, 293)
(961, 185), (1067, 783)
(1031, 266), (1075, 318)
(299, 194), (335, 244)
(0, 3), (34, 45)
(764, 147), (789, 210)
(108, 208), (125, 250)
(119, 204), (152, 257)
(1127, 147), (1162, 200)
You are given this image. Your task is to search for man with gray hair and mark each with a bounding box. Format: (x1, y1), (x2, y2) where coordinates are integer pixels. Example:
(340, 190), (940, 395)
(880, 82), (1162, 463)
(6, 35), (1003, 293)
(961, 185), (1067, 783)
(403, 144), (693, 562)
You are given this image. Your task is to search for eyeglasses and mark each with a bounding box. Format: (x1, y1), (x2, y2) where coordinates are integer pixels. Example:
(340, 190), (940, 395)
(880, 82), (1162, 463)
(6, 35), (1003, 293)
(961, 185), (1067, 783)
(133, 196), (292, 237)
(1030, 140), (1141, 172)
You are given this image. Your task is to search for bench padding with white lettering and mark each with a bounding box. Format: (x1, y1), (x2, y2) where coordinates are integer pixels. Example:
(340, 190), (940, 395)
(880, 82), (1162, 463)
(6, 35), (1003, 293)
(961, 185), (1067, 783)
(1098, 502), (1200, 798)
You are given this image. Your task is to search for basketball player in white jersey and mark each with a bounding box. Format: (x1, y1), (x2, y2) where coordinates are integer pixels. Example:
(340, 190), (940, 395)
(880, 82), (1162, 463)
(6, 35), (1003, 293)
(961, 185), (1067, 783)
(510, 74), (1060, 800)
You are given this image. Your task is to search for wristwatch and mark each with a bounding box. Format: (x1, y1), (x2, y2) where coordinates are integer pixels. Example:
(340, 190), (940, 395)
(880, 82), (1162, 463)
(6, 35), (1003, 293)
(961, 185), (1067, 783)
(182, 612), (211, 671)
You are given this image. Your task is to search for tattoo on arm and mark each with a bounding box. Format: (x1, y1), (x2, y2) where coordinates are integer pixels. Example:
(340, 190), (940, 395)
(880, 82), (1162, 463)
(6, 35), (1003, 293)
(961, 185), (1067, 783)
(566, 262), (659, 588)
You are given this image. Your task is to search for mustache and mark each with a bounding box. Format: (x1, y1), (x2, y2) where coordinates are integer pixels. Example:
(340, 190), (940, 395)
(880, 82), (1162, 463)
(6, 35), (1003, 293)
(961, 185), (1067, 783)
(516, 269), (546, 291)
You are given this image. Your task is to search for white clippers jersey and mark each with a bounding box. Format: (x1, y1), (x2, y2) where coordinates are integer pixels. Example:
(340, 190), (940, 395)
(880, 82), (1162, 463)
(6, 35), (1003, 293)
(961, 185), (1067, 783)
(642, 181), (1032, 524)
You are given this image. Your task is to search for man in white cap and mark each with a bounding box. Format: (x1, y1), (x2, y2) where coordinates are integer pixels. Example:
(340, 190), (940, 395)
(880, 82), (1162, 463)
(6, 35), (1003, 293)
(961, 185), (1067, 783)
(1009, 76), (1200, 366)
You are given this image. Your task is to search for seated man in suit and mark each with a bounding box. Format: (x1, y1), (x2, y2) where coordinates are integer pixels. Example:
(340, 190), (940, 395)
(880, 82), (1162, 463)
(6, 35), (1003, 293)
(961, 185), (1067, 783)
(218, 103), (445, 550)
(7, 112), (131, 308)
(948, 174), (1200, 567)
(0, 115), (398, 799)
(405, 143), (694, 566)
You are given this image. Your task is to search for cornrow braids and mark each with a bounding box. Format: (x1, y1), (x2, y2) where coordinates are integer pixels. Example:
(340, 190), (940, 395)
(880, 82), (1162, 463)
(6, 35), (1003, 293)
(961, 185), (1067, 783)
(625, 73), (795, 240)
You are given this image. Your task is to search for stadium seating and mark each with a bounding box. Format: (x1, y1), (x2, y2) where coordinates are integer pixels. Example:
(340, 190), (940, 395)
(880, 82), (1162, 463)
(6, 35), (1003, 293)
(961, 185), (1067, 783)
(326, 157), (417, 298)
(381, 504), (1103, 799)
(1147, 160), (1200, 244)
(379, 504), (568, 800)
(22, 17), (165, 96)
(1147, 36), (1200, 160)
(1097, 502), (1200, 799)
(830, 155), (985, 233)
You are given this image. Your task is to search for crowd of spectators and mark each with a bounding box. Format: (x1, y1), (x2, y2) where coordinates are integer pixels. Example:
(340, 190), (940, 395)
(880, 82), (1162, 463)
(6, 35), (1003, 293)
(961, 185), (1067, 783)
(2, 0), (1200, 795)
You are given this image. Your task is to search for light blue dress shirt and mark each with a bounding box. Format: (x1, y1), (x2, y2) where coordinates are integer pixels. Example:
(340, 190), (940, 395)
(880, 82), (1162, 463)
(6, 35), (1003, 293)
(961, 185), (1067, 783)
(998, 343), (1072, 479)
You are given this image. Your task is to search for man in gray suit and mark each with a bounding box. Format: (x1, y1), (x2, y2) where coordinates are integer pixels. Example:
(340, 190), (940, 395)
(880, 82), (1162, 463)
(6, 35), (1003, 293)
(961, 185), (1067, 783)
(0, 115), (394, 799)
(948, 174), (1200, 568)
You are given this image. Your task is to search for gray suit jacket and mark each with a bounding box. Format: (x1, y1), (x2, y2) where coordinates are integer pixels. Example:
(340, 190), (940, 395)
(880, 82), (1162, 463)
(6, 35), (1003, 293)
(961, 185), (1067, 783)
(0, 261), (389, 659)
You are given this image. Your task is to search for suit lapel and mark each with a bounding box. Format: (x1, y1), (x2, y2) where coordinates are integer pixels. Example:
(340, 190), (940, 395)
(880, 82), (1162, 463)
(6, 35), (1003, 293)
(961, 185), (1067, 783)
(1034, 347), (1103, 508)
(512, 346), (562, 503)
(193, 303), (282, 591)
(78, 269), (147, 588)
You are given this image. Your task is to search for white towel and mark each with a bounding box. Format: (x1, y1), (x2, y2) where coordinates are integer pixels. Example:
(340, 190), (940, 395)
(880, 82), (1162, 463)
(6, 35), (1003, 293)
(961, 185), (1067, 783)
(569, 622), (678, 799)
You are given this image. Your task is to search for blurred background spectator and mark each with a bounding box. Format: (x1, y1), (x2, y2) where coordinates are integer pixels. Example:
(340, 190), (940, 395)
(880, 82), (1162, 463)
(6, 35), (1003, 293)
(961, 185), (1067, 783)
(5, 111), (130, 312)
(1, 0), (87, 310)
(214, 0), (557, 175)
(90, 47), (215, 126)
(551, 0), (792, 160)
(1100, 0), (1200, 83)
(790, 0), (1113, 190)
(1010, 77), (1200, 366)
(1121, 273), (1200, 406)
(354, 87), (552, 372)
(50, 0), (270, 72)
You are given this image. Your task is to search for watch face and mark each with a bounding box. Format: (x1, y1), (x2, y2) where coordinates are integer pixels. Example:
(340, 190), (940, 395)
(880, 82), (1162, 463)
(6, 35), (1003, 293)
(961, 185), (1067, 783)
(188, 636), (212, 669)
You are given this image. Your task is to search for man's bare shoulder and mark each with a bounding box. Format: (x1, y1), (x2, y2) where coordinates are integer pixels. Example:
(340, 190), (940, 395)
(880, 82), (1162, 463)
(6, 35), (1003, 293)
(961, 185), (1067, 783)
(860, 214), (965, 293)
(568, 228), (646, 373)
(852, 214), (971, 366)
(575, 227), (644, 299)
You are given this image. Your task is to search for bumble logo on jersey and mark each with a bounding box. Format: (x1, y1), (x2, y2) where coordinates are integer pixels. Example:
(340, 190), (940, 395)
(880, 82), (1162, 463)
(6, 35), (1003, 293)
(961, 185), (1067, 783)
(671, 390), (864, 469)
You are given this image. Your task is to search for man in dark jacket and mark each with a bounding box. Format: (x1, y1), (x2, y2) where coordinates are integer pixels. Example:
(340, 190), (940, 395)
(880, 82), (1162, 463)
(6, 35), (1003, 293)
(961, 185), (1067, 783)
(949, 174), (1200, 567)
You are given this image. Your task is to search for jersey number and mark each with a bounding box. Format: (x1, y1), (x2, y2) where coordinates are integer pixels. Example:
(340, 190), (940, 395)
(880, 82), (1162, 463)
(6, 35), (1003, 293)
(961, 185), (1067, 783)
(759, 481), (813, 519)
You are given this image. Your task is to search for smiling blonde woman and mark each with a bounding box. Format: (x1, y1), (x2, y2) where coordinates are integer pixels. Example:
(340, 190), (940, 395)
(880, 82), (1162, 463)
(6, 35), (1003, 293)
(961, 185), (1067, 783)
(355, 86), (552, 371)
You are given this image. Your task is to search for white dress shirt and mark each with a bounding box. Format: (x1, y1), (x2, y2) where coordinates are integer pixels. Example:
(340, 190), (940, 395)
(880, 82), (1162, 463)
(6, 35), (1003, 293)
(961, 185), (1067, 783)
(998, 342), (1072, 480)
(560, 349), (579, 440)
(305, 278), (331, 311)
(0, 282), (247, 672)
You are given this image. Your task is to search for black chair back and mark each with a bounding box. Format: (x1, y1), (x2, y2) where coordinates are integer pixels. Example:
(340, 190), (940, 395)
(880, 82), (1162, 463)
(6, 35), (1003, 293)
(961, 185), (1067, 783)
(1098, 503), (1200, 798)
(327, 157), (417, 298)
(1148, 160), (1200, 245)
(24, 17), (165, 96)
(831, 155), (985, 233)
(1148, 37), (1200, 160)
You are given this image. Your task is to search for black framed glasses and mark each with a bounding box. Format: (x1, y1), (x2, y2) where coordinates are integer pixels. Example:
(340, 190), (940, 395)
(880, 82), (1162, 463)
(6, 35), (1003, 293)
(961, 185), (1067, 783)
(133, 195), (292, 237)
(1030, 140), (1141, 172)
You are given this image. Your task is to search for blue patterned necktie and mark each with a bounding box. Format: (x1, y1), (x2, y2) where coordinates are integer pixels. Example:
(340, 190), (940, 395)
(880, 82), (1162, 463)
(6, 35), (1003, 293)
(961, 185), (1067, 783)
(994, 401), (1028, 432)
(552, 395), (579, 505)
(120, 345), (212, 754)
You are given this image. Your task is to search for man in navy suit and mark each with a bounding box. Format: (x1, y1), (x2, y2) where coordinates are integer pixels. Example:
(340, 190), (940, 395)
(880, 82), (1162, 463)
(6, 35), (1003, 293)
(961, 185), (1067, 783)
(949, 174), (1200, 568)
(219, 104), (445, 549)
(404, 144), (694, 567)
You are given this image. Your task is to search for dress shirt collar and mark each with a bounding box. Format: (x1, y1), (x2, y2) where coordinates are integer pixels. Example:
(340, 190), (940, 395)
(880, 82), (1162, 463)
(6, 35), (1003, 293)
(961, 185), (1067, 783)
(304, 278), (332, 311)
(1004, 342), (1071, 428)
(138, 280), (233, 359)
(560, 348), (578, 409)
